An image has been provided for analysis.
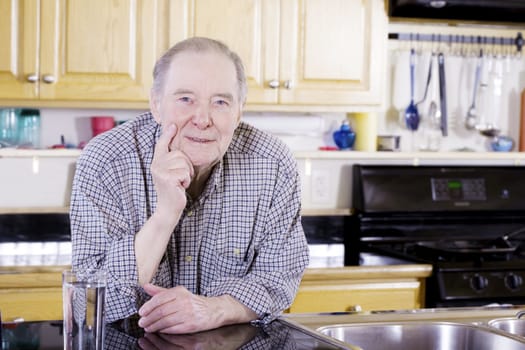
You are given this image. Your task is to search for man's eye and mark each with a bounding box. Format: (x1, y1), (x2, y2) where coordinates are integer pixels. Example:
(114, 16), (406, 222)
(214, 99), (229, 106)
(178, 96), (192, 103)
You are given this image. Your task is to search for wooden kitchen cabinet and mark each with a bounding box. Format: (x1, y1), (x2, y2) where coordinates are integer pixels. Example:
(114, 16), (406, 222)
(0, 269), (64, 322)
(0, 265), (431, 321)
(182, 0), (387, 110)
(288, 265), (432, 313)
(0, 0), (170, 106)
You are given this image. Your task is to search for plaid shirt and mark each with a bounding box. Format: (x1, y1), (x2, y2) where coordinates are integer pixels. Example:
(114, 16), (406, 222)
(70, 112), (309, 324)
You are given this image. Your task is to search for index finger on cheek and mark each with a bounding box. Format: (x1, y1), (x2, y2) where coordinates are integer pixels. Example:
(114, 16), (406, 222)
(155, 123), (177, 154)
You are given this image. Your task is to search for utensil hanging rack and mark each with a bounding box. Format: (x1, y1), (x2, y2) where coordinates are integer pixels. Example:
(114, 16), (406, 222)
(388, 32), (523, 52)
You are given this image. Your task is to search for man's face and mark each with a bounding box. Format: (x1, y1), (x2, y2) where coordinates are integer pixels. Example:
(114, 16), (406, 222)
(150, 50), (241, 170)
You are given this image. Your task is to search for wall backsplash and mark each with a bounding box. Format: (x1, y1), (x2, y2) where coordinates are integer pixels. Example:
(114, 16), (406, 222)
(38, 108), (348, 152)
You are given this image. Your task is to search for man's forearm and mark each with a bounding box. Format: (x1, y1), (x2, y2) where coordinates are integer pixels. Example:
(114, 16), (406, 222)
(209, 294), (258, 327)
(134, 212), (179, 285)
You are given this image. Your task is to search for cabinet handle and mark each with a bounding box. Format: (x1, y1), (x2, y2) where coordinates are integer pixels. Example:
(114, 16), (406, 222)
(26, 74), (39, 83)
(268, 79), (280, 89)
(283, 80), (293, 90)
(346, 305), (362, 313)
(42, 75), (56, 84)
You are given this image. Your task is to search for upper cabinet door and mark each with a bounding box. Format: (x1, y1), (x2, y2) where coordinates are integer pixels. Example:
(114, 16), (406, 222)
(0, 0), (39, 99)
(39, 0), (167, 102)
(279, 0), (387, 107)
(190, 0), (281, 105)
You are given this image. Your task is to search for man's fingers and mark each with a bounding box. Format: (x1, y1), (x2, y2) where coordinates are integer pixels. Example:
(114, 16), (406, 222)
(155, 123), (177, 154)
(144, 283), (167, 296)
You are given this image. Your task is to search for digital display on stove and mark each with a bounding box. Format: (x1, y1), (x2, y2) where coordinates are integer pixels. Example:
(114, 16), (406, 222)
(431, 178), (487, 201)
(447, 180), (461, 189)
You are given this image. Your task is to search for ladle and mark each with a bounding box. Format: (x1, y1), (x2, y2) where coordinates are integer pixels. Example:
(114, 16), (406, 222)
(405, 49), (420, 131)
(465, 52), (483, 130)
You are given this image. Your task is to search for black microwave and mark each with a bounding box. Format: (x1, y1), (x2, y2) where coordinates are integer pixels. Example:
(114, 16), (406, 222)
(388, 0), (525, 23)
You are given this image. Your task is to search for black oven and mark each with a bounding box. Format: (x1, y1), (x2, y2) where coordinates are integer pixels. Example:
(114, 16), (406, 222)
(347, 165), (525, 308)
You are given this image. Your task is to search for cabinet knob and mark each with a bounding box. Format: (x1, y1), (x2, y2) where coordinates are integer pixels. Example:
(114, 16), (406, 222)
(268, 79), (280, 89)
(42, 75), (56, 84)
(283, 80), (293, 90)
(346, 305), (362, 313)
(26, 74), (39, 83)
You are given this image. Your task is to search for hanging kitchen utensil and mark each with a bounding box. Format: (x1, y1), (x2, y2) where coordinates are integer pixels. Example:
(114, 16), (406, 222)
(519, 88), (525, 151)
(427, 53), (441, 129)
(465, 50), (483, 130)
(392, 50), (411, 113)
(437, 52), (448, 137)
(476, 54), (502, 139)
(405, 48), (420, 131)
(416, 52), (432, 107)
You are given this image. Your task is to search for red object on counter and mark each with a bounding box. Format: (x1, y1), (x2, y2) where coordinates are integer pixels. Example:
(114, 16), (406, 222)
(91, 116), (115, 137)
(318, 146), (339, 151)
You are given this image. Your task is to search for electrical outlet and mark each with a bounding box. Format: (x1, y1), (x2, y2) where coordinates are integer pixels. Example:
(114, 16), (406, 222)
(311, 169), (331, 204)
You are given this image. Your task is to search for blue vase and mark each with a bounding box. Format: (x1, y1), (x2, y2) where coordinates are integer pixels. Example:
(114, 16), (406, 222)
(333, 120), (356, 150)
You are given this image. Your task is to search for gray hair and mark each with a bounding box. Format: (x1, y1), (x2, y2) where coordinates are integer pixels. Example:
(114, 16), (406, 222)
(152, 37), (247, 104)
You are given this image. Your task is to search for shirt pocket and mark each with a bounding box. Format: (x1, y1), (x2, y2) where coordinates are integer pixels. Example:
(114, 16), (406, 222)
(213, 232), (256, 278)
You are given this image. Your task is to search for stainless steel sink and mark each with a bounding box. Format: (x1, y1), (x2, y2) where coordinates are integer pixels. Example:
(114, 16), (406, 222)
(317, 322), (525, 350)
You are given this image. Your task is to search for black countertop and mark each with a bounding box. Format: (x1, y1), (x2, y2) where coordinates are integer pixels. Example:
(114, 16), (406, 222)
(1, 316), (351, 350)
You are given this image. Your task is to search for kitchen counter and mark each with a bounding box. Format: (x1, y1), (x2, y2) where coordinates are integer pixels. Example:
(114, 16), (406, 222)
(3, 307), (525, 350)
(284, 305), (525, 330)
(1, 317), (353, 350)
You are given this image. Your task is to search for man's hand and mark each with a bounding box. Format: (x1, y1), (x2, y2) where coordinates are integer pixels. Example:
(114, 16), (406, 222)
(135, 124), (194, 286)
(137, 284), (257, 334)
(151, 123), (194, 218)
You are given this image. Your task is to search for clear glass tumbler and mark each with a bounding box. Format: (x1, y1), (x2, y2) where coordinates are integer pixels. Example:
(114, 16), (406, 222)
(0, 108), (20, 147)
(62, 270), (107, 350)
(18, 109), (41, 149)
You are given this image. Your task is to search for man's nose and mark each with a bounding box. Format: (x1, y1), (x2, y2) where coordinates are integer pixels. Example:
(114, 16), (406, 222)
(193, 104), (211, 128)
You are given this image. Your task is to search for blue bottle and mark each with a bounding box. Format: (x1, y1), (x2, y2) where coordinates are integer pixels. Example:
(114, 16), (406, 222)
(333, 120), (356, 150)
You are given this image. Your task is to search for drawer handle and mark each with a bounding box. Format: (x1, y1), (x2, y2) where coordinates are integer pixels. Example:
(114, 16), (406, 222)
(346, 305), (362, 312)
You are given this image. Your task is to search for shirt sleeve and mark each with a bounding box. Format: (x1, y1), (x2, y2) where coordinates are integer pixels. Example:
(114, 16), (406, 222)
(203, 161), (310, 324)
(70, 150), (143, 323)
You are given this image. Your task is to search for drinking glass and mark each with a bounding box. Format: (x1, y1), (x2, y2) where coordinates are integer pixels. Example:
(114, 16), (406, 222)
(18, 109), (41, 148)
(62, 270), (107, 350)
(0, 108), (20, 146)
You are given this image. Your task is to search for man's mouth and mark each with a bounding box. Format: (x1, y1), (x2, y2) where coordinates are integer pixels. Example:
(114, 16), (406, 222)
(187, 136), (212, 143)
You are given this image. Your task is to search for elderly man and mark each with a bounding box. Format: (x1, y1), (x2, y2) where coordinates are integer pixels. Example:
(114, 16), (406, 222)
(70, 37), (309, 334)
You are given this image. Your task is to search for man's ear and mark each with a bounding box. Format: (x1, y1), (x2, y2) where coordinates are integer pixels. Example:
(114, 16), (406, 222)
(149, 90), (162, 124)
(235, 105), (243, 127)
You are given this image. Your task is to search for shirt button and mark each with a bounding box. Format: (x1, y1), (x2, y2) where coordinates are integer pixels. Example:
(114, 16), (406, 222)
(185, 255), (192, 262)
(187, 211), (193, 217)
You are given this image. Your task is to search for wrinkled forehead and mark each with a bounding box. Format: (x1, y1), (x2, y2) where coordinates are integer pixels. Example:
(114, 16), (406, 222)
(165, 50), (239, 96)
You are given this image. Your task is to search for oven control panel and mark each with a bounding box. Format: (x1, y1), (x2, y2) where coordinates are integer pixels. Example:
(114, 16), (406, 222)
(354, 165), (525, 212)
(438, 269), (525, 299)
(431, 178), (487, 201)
